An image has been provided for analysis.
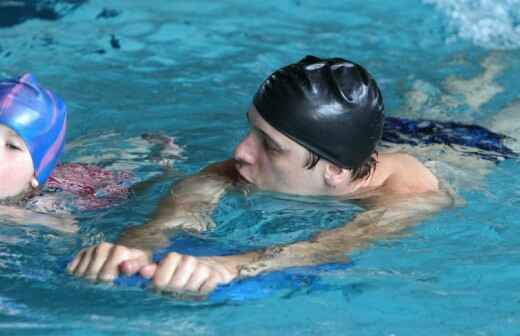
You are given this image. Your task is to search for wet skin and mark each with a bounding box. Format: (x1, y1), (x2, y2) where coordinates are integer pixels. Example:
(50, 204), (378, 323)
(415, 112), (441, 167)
(0, 125), (35, 199)
(68, 105), (450, 296)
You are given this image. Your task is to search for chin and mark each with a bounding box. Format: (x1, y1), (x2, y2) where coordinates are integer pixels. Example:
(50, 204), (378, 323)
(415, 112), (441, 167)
(235, 166), (252, 184)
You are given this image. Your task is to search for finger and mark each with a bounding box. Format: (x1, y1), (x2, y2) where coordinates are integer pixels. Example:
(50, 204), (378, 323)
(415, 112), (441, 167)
(211, 265), (235, 284)
(198, 256), (236, 283)
(140, 263), (157, 279)
(74, 247), (95, 277)
(199, 273), (221, 294)
(169, 256), (197, 290)
(153, 253), (182, 289)
(119, 253), (151, 276)
(98, 245), (131, 282)
(67, 249), (87, 274)
(184, 264), (211, 293)
(85, 243), (112, 280)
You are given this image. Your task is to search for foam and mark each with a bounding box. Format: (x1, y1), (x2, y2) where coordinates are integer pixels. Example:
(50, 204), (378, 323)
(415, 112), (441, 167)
(425, 0), (520, 49)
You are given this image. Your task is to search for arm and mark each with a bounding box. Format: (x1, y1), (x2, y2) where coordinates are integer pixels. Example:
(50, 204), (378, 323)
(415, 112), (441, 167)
(67, 159), (240, 281)
(143, 189), (455, 294)
(0, 205), (77, 234)
(117, 159), (238, 250)
(238, 190), (454, 276)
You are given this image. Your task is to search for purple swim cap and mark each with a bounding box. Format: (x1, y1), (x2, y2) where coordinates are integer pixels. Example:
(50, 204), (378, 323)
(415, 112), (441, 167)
(0, 74), (67, 185)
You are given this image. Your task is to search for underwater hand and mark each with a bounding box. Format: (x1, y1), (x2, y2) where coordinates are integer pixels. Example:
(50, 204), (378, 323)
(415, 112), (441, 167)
(67, 242), (150, 282)
(140, 253), (239, 295)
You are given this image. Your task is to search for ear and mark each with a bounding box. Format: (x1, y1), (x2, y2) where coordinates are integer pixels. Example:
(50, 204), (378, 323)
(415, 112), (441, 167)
(30, 177), (39, 189)
(323, 163), (351, 187)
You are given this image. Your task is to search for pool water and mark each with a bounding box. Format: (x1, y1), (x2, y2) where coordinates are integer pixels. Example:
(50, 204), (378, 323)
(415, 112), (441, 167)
(1, 0), (520, 335)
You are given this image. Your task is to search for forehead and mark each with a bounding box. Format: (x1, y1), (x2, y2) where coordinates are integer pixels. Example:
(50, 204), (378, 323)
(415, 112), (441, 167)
(247, 106), (299, 148)
(0, 124), (25, 141)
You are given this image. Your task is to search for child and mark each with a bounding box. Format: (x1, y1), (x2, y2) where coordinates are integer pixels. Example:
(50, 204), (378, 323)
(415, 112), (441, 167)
(0, 73), (66, 200)
(0, 74), (182, 233)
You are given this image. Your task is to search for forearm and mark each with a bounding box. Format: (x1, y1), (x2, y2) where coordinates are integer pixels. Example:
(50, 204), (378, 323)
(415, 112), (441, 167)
(234, 235), (353, 278)
(117, 160), (238, 249)
(117, 207), (215, 250)
(233, 190), (455, 277)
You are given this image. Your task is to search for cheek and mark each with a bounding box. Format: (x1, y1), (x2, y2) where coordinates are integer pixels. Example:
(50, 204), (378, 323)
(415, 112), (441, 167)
(260, 154), (299, 188)
(0, 155), (34, 198)
(269, 153), (323, 193)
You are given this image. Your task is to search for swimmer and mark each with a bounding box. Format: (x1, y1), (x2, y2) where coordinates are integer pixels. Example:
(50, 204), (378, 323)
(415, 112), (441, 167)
(68, 56), (454, 295)
(0, 73), (76, 232)
(0, 74), (183, 233)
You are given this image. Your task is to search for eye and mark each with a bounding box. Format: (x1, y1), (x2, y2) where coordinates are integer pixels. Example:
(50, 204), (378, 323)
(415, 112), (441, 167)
(6, 142), (22, 151)
(262, 138), (272, 150)
(262, 137), (279, 153)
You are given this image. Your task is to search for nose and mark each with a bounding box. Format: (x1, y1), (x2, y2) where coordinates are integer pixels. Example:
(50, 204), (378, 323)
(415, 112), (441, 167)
(233, 131), (257, 166)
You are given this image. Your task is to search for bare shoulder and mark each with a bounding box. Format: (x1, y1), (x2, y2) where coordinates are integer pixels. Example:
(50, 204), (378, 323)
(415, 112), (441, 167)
(383, 153), (439, 194)
(173, 159), (238, 196)
(201, 159), (237, 177)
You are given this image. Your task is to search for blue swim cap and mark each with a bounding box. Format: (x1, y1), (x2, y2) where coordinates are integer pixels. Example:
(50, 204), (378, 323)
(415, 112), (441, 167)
(0, 74), (67, 185)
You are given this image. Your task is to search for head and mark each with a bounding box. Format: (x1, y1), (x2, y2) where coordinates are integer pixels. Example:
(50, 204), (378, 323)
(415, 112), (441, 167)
(0, 74), (67, 199)
(233, 55), (384, 196)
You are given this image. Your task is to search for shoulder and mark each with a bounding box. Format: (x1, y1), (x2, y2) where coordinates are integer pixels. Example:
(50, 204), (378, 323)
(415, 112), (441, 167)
(201, 159), (240, 181)
(382, 153), (439, 194)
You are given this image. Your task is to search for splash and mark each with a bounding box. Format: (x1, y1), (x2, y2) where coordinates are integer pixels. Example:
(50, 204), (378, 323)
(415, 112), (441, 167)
(425, 0), (520, 49)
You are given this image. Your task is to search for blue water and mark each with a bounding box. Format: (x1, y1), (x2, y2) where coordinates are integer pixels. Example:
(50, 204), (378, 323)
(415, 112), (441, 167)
(1, 0), (520, 335)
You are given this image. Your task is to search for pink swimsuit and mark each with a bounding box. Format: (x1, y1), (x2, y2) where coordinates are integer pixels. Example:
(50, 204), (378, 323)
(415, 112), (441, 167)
(46, 163), (132, 210)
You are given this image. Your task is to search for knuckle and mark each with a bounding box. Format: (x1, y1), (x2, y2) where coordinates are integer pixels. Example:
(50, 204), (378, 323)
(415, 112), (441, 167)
(164, 253), (180, 264)
(98, 242), (112, 251)
(184, 256), (197, 267)
(112, 245), (128, 257)
(198, 265), (211, 279)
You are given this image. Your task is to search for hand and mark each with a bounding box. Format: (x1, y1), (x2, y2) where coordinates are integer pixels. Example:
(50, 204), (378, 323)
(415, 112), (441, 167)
(67, 242), (150, 282)
(140, 253), (239, 295)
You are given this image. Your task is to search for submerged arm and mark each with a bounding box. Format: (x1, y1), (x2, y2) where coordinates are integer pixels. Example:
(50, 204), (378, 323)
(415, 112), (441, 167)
(117, 159), (239, 250)
(0, 205), (77, 234)
(234, 190), (455, 277)
(140, 189), (456, 295)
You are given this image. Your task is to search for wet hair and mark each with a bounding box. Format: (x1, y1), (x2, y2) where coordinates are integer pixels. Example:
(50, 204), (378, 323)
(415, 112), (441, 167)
(303, 148), (378, 181)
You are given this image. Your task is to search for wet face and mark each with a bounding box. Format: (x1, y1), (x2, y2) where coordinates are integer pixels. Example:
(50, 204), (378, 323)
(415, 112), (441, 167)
(233, 106), (330, 195)
(0, 125), (35, 199)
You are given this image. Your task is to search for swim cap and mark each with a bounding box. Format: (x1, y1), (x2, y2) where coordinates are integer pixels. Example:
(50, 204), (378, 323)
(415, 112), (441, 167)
(0, 74), (67, 185)
(253, 55), (384, 169)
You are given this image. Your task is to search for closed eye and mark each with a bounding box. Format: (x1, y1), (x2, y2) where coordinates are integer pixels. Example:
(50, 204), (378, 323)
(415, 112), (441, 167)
(6, 142), (22, 151)
(262, 137), (273, 150)
(262, 136), (280, 153)
(254, 128), (283, 153)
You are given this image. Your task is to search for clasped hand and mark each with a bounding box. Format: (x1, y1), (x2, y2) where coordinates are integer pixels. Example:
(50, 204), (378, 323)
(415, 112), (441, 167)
(67, 242), (238, 295)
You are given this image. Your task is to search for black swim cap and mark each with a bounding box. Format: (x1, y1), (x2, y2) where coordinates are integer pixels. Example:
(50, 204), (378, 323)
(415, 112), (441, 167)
(253, 55), (384, 169)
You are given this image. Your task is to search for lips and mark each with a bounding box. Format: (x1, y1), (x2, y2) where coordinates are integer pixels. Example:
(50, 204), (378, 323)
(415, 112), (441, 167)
(234, 161), (253, 185)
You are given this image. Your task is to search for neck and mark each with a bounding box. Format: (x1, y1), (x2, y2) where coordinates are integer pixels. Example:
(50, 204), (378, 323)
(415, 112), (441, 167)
(334, 155), (392, 199)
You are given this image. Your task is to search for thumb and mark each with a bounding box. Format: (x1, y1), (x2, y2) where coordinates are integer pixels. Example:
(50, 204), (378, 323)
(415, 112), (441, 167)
(119, 252), (151, 275)
(139, 263), (158, 279)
